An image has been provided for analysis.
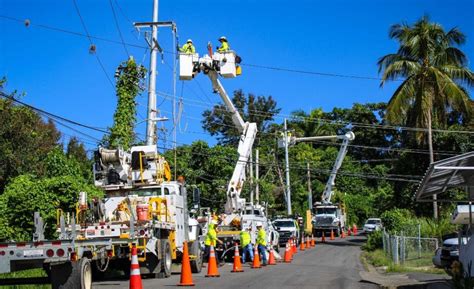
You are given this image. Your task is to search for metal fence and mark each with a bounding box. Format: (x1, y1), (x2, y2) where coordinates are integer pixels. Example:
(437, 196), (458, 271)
(382, 230), (439, 264)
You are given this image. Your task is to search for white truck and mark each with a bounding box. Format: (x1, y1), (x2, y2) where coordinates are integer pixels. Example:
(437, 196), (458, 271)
(312, 132), (354, 237)
(179, 44), (279, 255)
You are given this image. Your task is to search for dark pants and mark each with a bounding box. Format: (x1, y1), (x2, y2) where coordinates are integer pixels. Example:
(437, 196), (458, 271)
(258, 244), (267, 265)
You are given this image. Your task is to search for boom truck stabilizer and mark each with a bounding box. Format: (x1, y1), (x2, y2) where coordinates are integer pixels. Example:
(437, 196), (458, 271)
(179, 44), (279, 254)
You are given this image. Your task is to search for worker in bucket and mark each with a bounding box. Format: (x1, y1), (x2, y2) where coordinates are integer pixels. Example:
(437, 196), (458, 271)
(256, 222), (268, 266)
(217, 36), (230, 53)
(204, 219), (222, 261)
(179, 39), (196, 54)
(240, 226), (254, 263)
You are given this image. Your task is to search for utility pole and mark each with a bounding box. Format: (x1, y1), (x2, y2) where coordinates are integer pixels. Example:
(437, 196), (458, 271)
(249, 150), (254, 205)
(284, 118), (292, 215)
(256, 149), (259, 203)
(145, 0), (159, 146)
(307, 162), (312, 211)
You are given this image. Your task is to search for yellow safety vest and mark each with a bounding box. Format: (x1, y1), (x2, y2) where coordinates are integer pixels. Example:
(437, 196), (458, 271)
(240, 231), (251, 248)
(180, 43), (195, 54)
(257, 228), (266, 246)
(217, 41), (230, 52)
(205, 224), (217, 246)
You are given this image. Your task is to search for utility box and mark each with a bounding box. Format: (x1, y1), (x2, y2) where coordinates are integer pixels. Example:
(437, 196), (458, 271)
(214, 51), (237, 78)
(179, 53), (199, 80)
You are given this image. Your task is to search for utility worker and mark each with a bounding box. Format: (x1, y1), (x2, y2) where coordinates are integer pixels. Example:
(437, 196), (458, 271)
(204, 219), (222, 261)
(217, 36), (230, 53)
(256, 222), (268, 266)
(240, 227), (253, 263)
(179, 39), (196, 54)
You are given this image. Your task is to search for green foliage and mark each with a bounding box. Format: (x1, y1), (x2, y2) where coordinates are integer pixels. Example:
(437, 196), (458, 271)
(0, 174), (103, 241)
(363, 230), (383, 251)
(107, 57), (146, 149)
(381, 208), (415, 233)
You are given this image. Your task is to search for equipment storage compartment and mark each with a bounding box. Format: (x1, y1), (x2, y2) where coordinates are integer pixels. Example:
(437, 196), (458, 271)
(179, 53), (198, 80)
(214, 51), (236, 78)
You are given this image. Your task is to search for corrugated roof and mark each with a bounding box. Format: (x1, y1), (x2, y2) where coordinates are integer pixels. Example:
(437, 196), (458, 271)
(416, 151), (474, 201)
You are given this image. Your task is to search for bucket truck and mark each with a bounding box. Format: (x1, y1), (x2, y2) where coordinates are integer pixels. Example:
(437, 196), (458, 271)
(179, 45), (279, 257)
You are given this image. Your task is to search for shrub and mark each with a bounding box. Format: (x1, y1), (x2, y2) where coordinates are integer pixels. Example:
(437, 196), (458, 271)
(363, 230), (383, 251)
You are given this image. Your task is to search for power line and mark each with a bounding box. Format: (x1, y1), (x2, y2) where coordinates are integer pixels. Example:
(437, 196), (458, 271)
(108, 0), (130, 57)
(71, 0), (115, 89)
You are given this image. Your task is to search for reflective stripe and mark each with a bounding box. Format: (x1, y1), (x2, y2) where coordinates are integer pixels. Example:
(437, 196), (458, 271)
(131, 254), (139, 264)
(130, 268), (141, 276)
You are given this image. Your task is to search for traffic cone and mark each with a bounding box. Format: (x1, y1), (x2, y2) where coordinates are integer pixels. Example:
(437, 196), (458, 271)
(205, 245), (220, 277)
(300, 235), (305, 251)
(341, 230), (346, 239)
(330, 229), (335, 241)
(291, 238), (297, 254)
(251, 245), (261, 269)
(129, 244), (143, 289)
(312, 234), (316, 247)
(348, 228), (352, 236)
(352, 224), (358, 235)
(268, 247), (277, 265)
(177, 241), (195, 286)
(322, 233), (326, 243)
(231, 243), (244, 273)
(306, 235), (311, 248)
(284, 242), (292, 263)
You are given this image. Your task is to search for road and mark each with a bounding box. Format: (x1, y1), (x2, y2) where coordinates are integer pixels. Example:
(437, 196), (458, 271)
(93, 235), (378, 289)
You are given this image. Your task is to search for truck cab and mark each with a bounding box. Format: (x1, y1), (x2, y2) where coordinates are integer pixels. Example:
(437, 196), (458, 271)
(312, 203), (346, 237)
(273, 218), (299, 247)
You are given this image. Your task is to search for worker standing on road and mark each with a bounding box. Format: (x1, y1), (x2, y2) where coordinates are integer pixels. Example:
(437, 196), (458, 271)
(204, 219), (222, 261)
(256, 222), (268, 266)
(240, 227), (254, 263)
(179, 39), (196, 54)
(217, 36), (230, 53)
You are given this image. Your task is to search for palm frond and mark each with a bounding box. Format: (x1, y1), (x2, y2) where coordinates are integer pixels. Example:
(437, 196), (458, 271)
(380, 60), (420, 85)
(385, 76), (416, 124)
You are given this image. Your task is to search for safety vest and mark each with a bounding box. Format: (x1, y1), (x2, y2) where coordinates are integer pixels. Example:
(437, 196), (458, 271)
(180, 43), (195, 54)
(217, 41), (230, 52)
(205, 224), (217, 246)
(256, 228), (266, 246)
(240, 231), (251, 248)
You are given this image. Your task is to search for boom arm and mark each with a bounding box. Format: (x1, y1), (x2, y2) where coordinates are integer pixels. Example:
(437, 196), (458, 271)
(321, 131), (355, 204)
(208, 71), (258, 213)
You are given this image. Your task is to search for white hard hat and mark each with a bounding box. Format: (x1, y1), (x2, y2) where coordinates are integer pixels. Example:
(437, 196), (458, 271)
(219, 36), (227, 42)
(187, 39), (193, 43)
(256, 222), (263, 227)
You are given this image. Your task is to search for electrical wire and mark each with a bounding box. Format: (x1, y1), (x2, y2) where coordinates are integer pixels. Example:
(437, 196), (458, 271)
(108, 0), (130, 57)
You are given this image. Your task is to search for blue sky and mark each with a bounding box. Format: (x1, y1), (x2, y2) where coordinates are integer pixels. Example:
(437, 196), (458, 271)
(1, 0), (473, 151)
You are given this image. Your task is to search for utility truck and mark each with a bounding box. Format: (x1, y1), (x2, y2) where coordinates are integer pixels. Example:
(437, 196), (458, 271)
(179, 43), (279, 257)
(311, 132), (354, 237)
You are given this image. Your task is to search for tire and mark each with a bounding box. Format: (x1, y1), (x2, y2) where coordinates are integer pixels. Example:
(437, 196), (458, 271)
(189, 240), (203, 273)
(50, 258), (92, 289)
(158, 239), (172, 278)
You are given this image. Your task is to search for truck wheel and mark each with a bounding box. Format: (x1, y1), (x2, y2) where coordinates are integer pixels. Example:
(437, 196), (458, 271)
(189, 240), (203, 273)
(157, 240), (172, 278)
(50, 258), (92, 289)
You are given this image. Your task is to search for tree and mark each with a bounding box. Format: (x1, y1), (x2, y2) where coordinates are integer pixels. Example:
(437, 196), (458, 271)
(378, 16), (474, 219)
(202, 89), (281, 145)
(107, 57), (147, 149)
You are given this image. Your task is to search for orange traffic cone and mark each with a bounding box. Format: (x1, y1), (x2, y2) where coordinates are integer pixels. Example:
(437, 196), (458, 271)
(348, 228), (352, 236)
(284, 242), (292, 263)
(300, 235), (305, 251)
(129, 244), (143, 289)
(311, 234), (316, 247)
(231, 243), (244, 273)
(268, 247), (277, 265)
(352, 224), (358, 235)
(322, 233), (326, 243)
(341, 230), (346, 239)
(251, 245), (261, 268)
(205, 245), (220, 277)
(291, 238), (297, 254)
(306, 235), (311, 248)
(177, 241), (195, 286)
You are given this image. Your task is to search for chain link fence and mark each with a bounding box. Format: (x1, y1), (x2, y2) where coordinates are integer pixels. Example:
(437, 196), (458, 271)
(382, 229), (439, 265)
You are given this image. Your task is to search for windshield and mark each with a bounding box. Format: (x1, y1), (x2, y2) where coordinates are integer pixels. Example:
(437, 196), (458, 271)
(366, 219), (381, 225)
(315, 208), (337, 215)
(274, 221), (294, 228)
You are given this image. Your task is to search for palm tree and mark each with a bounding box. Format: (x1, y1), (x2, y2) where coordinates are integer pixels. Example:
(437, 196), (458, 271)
(378, 16), (474, 219)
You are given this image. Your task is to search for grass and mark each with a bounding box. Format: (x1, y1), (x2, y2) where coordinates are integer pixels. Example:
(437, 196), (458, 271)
(0, 268), (51, 289)
(363, 249), (446, 275)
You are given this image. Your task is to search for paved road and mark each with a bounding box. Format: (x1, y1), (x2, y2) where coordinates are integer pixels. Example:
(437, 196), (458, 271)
(94, 235), (378, 289)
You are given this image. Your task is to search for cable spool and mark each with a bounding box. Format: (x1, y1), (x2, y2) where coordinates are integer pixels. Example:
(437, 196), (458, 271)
(99, 148), (120, 164)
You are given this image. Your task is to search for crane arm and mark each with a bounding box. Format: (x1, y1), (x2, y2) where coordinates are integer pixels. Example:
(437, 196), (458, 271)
(207, 71), (258, 214)
(321, 131), (355, 204)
